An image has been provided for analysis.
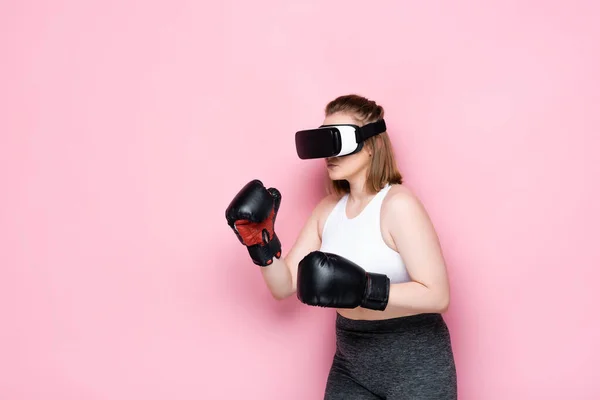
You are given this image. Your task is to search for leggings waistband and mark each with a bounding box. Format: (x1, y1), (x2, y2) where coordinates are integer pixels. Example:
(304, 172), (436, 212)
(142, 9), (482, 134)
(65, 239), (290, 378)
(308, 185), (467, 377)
(335, 312), (445, 333)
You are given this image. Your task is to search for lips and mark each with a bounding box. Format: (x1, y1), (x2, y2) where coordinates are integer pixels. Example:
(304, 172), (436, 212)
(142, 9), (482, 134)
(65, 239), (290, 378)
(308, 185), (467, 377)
(326, 157), (338, 168)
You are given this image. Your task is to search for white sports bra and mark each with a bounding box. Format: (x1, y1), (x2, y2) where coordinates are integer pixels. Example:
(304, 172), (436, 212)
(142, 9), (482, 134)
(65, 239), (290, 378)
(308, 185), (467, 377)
(319, 184), (410, 284)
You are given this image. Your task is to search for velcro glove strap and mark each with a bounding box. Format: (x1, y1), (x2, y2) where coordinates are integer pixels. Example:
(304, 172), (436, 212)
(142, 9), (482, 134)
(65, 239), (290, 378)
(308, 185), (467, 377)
(361, 272), (390, 310)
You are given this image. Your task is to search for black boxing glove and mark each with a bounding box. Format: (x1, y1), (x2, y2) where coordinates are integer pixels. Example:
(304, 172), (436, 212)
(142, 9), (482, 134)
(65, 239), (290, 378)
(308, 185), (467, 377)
(296, 251), (390, 311)
(225, 179), (282, 266)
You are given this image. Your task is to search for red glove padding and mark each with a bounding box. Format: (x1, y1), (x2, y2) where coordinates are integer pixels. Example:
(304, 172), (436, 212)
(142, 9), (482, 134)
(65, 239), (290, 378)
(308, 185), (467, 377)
(233, 207), (278, 248)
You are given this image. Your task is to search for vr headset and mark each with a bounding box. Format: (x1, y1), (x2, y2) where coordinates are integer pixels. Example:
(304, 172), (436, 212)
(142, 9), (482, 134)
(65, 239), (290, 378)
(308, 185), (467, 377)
(295, 119), (387, 160)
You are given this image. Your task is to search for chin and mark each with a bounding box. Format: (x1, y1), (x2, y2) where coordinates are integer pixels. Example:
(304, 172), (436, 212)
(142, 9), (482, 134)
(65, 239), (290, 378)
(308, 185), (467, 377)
(327, 170), (345, 180)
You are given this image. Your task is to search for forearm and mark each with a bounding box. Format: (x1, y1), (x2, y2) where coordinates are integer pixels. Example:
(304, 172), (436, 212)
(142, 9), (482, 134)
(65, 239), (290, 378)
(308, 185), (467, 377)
(260, 257), (295, 300)
(385, 281), (450, 314)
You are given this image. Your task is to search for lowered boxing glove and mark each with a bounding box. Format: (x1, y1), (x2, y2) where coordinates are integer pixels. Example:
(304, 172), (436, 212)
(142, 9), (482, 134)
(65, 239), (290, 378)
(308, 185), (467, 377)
(297, 251), (390, 311)
(225, 179), (282, 266)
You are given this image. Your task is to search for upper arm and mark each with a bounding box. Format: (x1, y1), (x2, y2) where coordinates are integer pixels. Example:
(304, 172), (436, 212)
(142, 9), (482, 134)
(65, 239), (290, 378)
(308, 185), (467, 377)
(384, 190), (450, 296)
(284, 194), (338, 291)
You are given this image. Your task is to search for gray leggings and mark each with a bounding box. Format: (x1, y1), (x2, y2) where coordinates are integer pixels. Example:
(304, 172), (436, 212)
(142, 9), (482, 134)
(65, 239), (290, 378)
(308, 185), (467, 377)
(324, 313), (457, 399)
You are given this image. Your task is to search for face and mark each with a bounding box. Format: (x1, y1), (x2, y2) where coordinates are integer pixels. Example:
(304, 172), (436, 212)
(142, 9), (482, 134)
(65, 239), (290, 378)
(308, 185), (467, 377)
(322, 112), (372, 181)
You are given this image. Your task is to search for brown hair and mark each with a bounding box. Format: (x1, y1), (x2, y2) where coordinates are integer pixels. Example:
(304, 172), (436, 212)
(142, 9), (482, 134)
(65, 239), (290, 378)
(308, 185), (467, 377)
(324, 94), (403, 196)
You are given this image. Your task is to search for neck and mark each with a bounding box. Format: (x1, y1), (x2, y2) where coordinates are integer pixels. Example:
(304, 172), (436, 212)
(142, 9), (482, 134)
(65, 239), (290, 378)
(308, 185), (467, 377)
(346, 170), (372, 202)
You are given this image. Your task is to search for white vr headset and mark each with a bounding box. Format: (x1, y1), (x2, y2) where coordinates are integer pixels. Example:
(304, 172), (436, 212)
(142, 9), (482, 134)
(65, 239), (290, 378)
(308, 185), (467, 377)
(295, 119), (387, 160)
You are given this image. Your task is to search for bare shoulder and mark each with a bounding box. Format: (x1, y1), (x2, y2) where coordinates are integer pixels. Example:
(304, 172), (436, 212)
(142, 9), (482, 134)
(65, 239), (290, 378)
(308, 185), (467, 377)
(383, 184), (422, 210)
(314, 193), (341, 219)
(381, 184), (429, 224)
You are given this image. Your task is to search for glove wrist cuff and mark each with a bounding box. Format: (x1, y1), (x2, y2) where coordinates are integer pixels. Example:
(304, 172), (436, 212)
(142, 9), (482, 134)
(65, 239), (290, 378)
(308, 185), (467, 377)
(362, 272), (390, 310)
(247, 233), (282, 267)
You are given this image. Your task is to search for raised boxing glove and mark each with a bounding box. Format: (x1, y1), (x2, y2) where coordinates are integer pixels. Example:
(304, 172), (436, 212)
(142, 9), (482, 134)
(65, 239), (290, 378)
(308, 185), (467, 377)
(296, 251), (390, 311)
(225, 179), (282, 266)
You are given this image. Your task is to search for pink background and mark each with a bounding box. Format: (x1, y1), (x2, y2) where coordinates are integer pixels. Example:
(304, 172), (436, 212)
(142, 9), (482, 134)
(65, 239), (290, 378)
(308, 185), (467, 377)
(1, 1), (599, 399)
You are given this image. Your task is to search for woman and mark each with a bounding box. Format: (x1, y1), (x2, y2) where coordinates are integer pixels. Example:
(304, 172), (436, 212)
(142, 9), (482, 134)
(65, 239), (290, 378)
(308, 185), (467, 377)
(226, 94), (457, 399)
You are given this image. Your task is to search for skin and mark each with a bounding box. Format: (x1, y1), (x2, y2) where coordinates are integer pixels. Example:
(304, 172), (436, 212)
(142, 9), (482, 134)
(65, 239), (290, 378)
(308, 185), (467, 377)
(260, 112), (451, 320)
